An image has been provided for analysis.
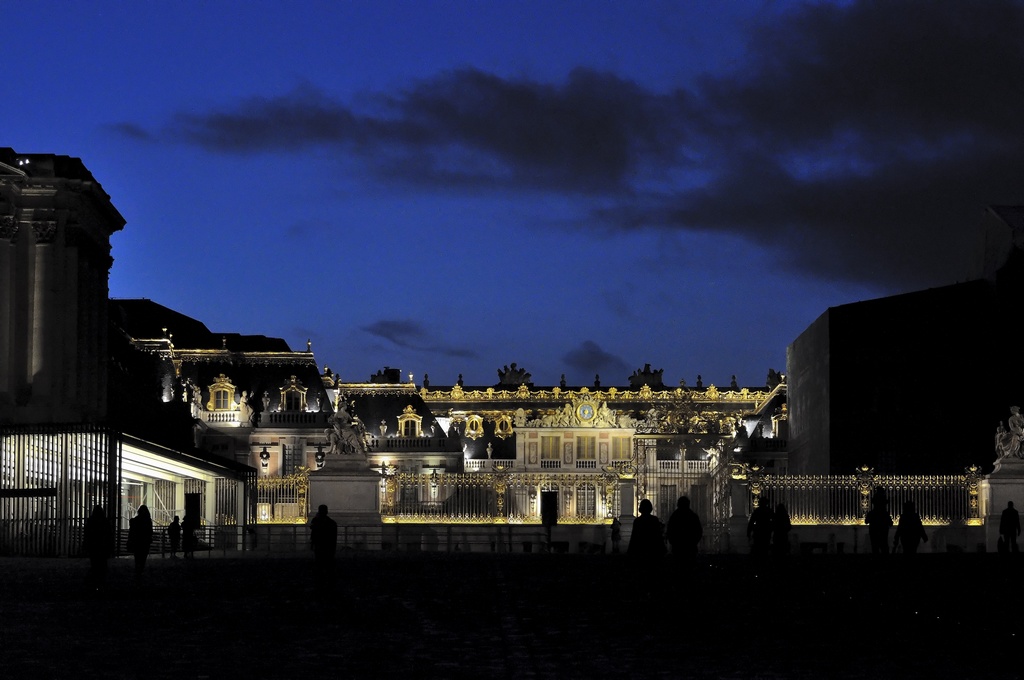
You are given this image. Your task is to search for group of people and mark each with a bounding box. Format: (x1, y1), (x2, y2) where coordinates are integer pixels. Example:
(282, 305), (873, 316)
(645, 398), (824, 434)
(82, 504), (201, 590)
(747, 498), (793, 555)
(626, 496), (704, 559)
(866, 490), (928, 555)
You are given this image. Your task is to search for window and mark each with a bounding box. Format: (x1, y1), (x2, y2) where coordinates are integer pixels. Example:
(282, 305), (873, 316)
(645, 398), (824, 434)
(576, 436), (596, 460)
(279, 375), (307, 412)
(612, 437), (632, 460)
(397, 404), (423, 438)
(214, 390), (230, 411)
(540, 436), (560, 460)
(206, 374), (236, 411)
(577, 484), (597, 517)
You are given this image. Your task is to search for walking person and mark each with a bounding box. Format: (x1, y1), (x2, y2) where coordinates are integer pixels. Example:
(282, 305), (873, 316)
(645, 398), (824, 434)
(892, 501), (928, 555)
(627, 499), (666, 558)
(127, 505), (154, 576)
(1000, 501), (1020, 553)
(865, 489), (893, 555)
(167, 515), (182, 558)
(772, 503), (792, 555)
(182, 514), (198, 558)
(747, 497), (774, 556)
(666, 496), (703, 561)
(83, 505), (112, 592)
(309, 504), (338, 584)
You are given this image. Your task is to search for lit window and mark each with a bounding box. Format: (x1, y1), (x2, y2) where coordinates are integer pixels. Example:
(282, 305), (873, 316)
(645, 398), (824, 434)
(612, 437), (632, 460)
(206, 374), (237, 412)
(576, 436), (596, 460)
(397, 405), (423, 438)
(541, 436), (560, 460)
(279, 375), (308, 412)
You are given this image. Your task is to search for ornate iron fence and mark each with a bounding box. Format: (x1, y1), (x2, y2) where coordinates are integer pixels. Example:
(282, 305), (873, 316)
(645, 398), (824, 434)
(746, 465), (983, 526)
(254, 468), (309, 523)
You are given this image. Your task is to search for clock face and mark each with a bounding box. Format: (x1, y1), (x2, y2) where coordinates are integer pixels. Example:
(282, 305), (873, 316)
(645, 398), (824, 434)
(578, 404), (595, 421)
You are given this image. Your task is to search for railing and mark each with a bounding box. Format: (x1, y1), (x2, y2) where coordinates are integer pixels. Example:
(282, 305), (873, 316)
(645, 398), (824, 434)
(540, 460), (561, 469)
(201, 411), (240, 425)
(368, 437), (451, 451)
(255, 470), (309, 523)
(656, 459), (712, 474)
(749, 469), (981, 526)
(465, 460), (516, 472)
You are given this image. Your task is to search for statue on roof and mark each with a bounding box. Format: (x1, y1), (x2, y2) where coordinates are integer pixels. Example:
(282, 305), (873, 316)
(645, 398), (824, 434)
(497, 363), (532, 386)
(628, 364), (664, 389)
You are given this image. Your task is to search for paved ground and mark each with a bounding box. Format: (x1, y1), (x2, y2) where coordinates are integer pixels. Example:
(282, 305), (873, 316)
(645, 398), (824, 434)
(0, 550), (1019, 679)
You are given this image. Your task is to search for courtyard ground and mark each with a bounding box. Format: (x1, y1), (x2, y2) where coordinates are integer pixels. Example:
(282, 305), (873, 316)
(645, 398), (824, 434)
(0, 550), (1018, 679)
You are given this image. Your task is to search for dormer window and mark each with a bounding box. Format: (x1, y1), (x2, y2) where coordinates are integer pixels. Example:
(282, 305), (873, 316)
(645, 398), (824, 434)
(207, 374), (237, 412)
(398, 405), (423, 437)
(279, 375), (308, 412)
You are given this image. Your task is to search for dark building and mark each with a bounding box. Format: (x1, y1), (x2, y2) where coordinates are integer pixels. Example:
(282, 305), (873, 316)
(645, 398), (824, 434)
(788, 206), (1024, 474)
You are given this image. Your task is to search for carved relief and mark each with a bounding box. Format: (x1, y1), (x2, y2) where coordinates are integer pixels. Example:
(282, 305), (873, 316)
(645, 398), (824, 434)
(32, 220), (57, 243)
(0, 215), (18, 240)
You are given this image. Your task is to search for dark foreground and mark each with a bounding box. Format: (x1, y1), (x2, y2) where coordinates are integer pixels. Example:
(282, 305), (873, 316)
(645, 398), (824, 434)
(0, 551), (1018, 679)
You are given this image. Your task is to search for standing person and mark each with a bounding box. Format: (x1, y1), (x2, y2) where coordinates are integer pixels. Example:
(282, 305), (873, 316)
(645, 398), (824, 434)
(865, 490), (894, 555)
(127, 505), (154, 576)
(83, 505), (112, 591)
(666, 496), (703, 560)
(167, 515), (182, 558)
(309, 504), (338, 583)
(772, 503), (792, 555)
(627, 499), (666, 558)
(182, 514), (198, 559)
(1000, 501), (1021, 553)
(747, 497), (774, 556)
(893, 501), (928, 555)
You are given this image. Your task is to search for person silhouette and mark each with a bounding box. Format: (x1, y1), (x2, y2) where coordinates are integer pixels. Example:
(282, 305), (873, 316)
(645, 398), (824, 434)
(167, 515), (182, 558)
(127, 505), (154, 575)
(772, 503), (792, 555)
(892, 501), (927, 555)
(666, 496), (703, 560)
(747, 497), (774, 556)
(627, 499), (666, 558)
(182, 514), (198, 559)
(83, 505), (112, 591)
(1000, 501), (1020, 553)
(865, 490), (893, 555)
(309, 504), (338, 582)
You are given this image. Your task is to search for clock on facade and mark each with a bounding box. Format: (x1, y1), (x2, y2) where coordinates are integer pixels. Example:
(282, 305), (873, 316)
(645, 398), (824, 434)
(577, 403), (595, 422)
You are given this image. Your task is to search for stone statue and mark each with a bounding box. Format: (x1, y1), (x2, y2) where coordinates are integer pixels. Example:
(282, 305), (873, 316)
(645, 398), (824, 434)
(513, 408), (528, 427)
(996, 406), (1024, 459)
(238, 390), (253, 425)
(262, 391), (270, 413)
(325, 403), (366, 456)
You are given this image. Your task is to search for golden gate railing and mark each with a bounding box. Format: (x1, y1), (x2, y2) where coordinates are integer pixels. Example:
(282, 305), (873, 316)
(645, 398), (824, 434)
(381, 470), (621, 525)
(747, 465), (982, 526)
(255, 468), (309, 524)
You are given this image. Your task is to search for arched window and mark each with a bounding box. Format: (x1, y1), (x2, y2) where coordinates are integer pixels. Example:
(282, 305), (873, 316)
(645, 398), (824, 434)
(206, 374), (237, 412)
(397, 405), (422, 437)
(279, 375), (308, 412)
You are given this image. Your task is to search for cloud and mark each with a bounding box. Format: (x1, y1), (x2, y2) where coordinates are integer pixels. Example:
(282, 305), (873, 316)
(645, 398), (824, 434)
(128, 0), (1024, 291)
(106, 122), (154, 141)
(361, 319), (477, 359)
(562, 341), (629, 381)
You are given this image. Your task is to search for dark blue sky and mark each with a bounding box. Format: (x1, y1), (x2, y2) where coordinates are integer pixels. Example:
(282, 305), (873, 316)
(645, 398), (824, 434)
(5, 1), (1023, 386)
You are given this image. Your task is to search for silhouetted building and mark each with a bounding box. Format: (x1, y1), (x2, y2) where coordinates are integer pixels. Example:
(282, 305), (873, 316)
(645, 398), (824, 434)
(787, 206), (1024, 474)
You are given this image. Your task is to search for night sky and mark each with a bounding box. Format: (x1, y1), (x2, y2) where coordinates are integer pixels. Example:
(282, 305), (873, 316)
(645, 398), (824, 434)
(5, 1), (1023, 387)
